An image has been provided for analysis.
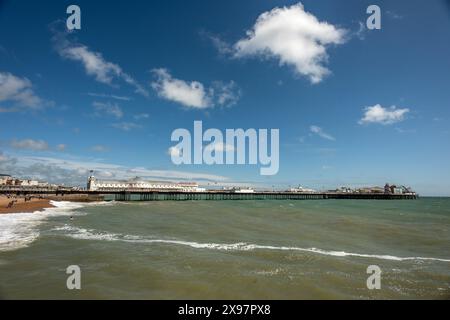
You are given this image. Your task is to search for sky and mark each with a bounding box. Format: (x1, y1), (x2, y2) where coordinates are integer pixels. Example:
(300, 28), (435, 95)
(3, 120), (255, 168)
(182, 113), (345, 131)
(1, 0), (450, 196)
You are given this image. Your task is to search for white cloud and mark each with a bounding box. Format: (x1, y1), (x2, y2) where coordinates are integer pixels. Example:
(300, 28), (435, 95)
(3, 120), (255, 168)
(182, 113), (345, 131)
(233, 3), (347, 83)
(60, 45), (120, 84)
(10, 139), (49, 151)
(53, 30), (148, 97)
(201, 31), (234, 56)
(0, 72), (44, 111)
(359, 104), (410, 125)
(310, 125), (335, 141)
(92, 101), (123, 119)
(87, 92), (132, 101)
(214, 81), (241, 107)
(151, 68), (212, 109)
(151, 68), (240, 109)
(355, 21), (367, 40)
(111, 122), (142, 131)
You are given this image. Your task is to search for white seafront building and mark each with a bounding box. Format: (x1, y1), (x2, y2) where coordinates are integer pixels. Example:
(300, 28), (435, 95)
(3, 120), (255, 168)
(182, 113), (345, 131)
(0, 174), (45, 187)
(87, 176), (206, 192)
(289, 186), (316, 193)
(232, 188), (255, 193)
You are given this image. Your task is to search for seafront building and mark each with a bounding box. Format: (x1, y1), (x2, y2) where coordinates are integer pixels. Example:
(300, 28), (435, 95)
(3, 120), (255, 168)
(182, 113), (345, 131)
(384, 183), (414, 195)
(327, 184), (415, 195)
(0, 174), (47, 187)
(0, 174), (11, 185)
(289, 186), (316, 193)
(232, 188), (255, 193)
(87, 176), (206, 192)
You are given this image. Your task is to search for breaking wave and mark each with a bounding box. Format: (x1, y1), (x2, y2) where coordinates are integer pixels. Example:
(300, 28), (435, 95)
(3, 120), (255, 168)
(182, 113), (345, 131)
(54, 225), (450, 263)
(0, 201), (107, 252)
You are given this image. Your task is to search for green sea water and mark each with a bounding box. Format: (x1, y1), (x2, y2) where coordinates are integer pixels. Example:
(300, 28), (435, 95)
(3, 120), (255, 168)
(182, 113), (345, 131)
(0, 198), (449, 299)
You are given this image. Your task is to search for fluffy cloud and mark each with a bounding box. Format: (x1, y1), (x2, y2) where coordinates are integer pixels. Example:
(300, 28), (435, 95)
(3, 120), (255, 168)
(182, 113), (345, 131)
(10, 139), (49, 151)
(53, 29), (148, 97)
(92, 101), (123, 119)
(151, 68), (212, 109)
(310, 125), (335, 141)
(359, 104), (410, 125)
(151, 68), (240, 109)
(60, 45), (121, 84)
(0, 72), (45, 111)
(233, 3), (347, 83)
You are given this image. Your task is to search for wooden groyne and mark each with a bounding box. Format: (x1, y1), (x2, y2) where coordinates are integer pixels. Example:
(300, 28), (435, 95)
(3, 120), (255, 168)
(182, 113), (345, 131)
(0, 188), (418, 201)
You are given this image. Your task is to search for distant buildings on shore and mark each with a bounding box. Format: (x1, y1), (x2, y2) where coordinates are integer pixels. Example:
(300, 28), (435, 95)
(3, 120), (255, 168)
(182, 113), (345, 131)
(87, 176), (206, 192)
(383, 183), (415, 195)
(330, 183), (415, 195)
(289, 186), (316, 193)
(0, 174), (52, 188)
(1, 173), (416, 196)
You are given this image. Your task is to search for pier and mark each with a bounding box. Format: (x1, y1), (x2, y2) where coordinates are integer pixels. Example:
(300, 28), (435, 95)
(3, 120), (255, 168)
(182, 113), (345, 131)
(0, 188), (418, 201)
(106, 191), (418, 201)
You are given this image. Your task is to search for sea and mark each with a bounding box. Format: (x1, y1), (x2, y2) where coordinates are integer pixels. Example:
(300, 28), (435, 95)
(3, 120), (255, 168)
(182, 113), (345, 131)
(0, 198), (449, 299)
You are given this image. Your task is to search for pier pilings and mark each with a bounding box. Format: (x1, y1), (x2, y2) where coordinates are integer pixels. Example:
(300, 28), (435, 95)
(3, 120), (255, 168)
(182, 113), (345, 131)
(107, 192), (417, 201)
(0, 188), (418, 201)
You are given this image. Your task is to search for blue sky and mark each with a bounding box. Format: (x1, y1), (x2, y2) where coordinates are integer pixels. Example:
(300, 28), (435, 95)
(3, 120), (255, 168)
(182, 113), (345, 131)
(1, 0), (450, 195)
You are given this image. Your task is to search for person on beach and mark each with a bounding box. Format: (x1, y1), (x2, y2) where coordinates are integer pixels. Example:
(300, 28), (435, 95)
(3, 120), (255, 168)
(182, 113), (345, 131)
(6, 200), (15, 208)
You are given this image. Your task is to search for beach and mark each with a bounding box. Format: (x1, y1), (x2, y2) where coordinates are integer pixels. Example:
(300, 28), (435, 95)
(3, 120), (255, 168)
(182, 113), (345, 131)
(0, 194), (103, 214)
(0, 195), (54, 214)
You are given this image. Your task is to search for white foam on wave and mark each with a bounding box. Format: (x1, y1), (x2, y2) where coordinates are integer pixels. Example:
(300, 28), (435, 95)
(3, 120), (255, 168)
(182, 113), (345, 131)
(0, 211), (42, 252)
(0, 201), (105, 252)
(55, 225), (450, 263)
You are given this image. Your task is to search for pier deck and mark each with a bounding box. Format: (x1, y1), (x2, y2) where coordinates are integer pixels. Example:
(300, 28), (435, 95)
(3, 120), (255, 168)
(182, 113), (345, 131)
(1, 188), (418, 201)
(106, 191), (418, 201)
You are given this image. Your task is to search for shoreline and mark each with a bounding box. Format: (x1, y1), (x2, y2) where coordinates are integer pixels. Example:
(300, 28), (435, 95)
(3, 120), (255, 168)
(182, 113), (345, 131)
(0, 196), (54, 214)
(0, 194), (102, 214)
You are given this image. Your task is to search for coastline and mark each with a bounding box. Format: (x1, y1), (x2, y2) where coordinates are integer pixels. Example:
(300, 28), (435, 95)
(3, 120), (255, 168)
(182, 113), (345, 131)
(0, 195), (54, 214)
(0, 194), (103, 214)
